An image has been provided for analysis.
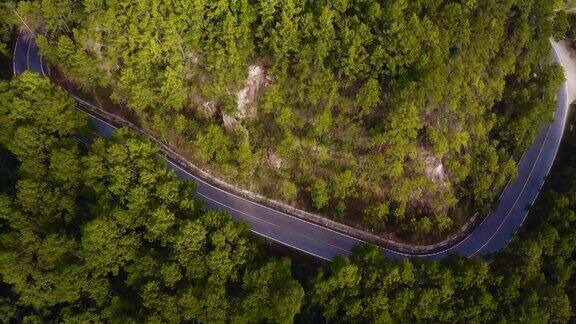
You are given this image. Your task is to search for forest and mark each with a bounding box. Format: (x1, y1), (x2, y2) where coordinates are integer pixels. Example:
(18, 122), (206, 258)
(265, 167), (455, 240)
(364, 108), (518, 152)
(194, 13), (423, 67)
(1, 69), (576, 322)
(0, 0), (566, 241)
(0, 73), (304, 322)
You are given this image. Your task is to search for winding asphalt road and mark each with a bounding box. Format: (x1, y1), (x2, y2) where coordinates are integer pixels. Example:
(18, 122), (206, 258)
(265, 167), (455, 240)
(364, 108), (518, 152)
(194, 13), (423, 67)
(12, 31), (572, 261)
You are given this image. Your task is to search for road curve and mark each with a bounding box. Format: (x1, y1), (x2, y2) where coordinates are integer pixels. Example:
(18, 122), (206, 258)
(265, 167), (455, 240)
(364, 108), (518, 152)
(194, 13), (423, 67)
(12, 31), (572, 260)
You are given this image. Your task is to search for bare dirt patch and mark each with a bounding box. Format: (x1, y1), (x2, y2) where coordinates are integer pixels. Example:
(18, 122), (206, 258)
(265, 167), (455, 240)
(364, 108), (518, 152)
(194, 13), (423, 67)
(422, 149), (447, 185)
(236, 64), (271, 119)
(266, 149), (283, 169)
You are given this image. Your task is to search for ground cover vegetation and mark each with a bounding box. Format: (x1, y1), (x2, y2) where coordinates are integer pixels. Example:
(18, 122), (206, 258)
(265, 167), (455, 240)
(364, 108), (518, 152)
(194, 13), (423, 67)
(1, 71), (576, 322)
(0, 0), (566, 242)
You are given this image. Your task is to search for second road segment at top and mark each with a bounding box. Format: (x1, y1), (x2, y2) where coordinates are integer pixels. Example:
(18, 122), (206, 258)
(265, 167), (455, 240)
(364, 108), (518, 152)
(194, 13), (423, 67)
(13, 31), (576, 260)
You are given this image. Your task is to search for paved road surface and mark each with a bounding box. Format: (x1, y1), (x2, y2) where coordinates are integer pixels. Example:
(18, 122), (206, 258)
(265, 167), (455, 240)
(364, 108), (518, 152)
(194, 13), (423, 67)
(12, 31), (572, 260)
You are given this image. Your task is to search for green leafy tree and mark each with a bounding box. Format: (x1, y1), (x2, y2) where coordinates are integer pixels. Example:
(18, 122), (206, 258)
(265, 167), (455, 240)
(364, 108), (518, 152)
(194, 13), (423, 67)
(235, 136), (256, 181)
(234, 260), (304, 323)
(309, 178), (329, 210)
(363, 202), (390, 229)
(11, 0), (567, 242)
(0, 72), (86, 169)
(0, 76), (304, 322)
(356, 78), (380, 117)
(553, 10), (569, 40)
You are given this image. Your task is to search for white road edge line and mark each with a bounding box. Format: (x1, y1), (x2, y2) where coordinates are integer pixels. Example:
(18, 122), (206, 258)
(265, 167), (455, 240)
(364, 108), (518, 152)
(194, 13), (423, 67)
(250, 230), (332, 261)
(12, 30), (21, 75)
(515, 41), (572, 229)
(66, 90), (448, 257)
(469, 123), (553, 257)
(39, 53), (540, 259)
(20, 31), (569, 260)
(39, 46), (46, 77)
(469, 40), (570, 257)
(197, 191), (350, 253)
(79, 107), (359, 255)
(66, 60), (568, 259)
(12, 32), (333, 260)
(195, 192), (280, 228)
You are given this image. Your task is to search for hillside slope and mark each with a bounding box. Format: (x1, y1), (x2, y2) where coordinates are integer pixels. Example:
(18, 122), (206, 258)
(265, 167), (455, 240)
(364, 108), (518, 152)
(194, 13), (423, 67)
(12, 0), (563, 242)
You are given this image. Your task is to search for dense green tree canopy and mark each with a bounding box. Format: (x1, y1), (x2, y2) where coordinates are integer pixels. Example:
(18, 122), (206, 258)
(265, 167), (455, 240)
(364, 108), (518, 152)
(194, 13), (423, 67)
(1, 52), (575, 324)
(0, 73), (303, 322)
(305, 110), (576, 323)
(3, 0), (562, 240)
